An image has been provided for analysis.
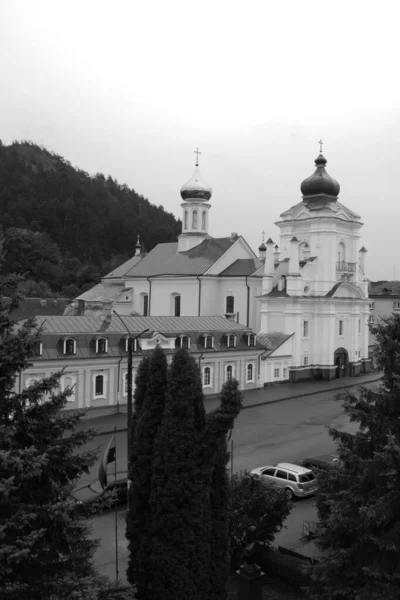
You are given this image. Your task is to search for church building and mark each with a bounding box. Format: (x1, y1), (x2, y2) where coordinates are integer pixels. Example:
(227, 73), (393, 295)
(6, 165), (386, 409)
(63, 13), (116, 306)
(73, 146), (371, 387)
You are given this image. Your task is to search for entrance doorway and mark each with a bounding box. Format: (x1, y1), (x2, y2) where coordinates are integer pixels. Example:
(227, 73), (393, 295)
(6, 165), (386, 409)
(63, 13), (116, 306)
(334, 348), (349, 378)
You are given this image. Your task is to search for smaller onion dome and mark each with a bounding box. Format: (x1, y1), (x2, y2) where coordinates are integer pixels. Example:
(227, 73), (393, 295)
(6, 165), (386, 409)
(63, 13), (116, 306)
(258, 242), (266, 251)
(180, 166), (212, 201)
(301, 153), (340, 199)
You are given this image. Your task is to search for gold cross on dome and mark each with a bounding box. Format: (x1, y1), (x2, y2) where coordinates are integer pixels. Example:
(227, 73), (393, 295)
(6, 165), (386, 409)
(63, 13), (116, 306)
(194, 147), (201, 166)
(319, 139), (323, 153)
(261, 230), (266, 242)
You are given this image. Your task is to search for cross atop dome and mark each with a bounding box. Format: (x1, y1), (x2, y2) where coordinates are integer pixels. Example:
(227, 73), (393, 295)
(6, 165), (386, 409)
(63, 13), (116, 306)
(194, 147), (201, 167)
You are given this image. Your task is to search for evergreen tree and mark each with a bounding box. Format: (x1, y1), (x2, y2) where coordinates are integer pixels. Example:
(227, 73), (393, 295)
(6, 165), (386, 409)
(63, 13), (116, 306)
(306, 314), (400, 600)
(0, 243), (130, 600)
(126, 347), (168, 595)
(149, 349), (209, 600)
(126, 353), (150, 584)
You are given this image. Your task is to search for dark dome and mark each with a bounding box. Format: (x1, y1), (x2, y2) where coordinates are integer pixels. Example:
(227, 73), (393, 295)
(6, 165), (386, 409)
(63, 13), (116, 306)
(301, 153), (340, 199)
(258, 242), (266, 251)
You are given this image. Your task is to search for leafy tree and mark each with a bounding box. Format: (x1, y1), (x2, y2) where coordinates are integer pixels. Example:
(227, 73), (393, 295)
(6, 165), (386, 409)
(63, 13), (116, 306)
(126, 347), (168, 596)
(228, 471), (291, 572)
(0, 243), (131, 600)
(306, 314), (400, 600)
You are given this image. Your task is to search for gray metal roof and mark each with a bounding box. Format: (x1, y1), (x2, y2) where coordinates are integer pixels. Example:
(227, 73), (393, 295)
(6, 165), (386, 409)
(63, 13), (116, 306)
(257, 332), (293, 357)
(75, 283), (123, 303)
(124, 238), (236, 277)
(219, 258), (263, 277)
(103, 254), (144, 279)
(34, 315), (253, 335)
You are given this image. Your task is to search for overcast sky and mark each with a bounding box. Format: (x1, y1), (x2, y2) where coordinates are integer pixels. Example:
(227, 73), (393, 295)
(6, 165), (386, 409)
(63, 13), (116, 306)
(1, 0), (399, 281)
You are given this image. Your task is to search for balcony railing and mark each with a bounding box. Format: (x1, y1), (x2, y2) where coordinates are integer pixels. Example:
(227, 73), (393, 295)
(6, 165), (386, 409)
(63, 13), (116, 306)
(336, 260), (356, 272)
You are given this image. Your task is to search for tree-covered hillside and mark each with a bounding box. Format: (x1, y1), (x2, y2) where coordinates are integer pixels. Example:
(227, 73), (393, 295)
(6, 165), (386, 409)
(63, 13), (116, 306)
(0, 141), (181, 297)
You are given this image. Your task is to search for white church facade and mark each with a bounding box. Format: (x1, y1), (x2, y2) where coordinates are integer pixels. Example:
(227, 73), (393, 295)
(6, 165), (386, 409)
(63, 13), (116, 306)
(72, 148), (371, 388)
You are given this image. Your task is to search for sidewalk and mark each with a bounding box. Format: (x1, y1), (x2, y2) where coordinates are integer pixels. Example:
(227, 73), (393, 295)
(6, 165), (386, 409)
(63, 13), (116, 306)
(77, 371), (382, 437)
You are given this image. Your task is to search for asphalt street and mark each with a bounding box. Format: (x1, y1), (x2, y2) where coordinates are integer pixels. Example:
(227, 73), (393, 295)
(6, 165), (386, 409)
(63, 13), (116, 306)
(80, 378), (380, 582)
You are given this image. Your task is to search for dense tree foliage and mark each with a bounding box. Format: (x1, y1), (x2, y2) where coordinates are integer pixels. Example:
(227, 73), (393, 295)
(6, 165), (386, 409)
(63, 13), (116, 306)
(0, 140), (181, 296)
(228, 471), (291, 572)
(306, 315), (400, 600)
(126, 349), (242, 600)
(126, 347), (168, 596)
(0, 242), (131, 600)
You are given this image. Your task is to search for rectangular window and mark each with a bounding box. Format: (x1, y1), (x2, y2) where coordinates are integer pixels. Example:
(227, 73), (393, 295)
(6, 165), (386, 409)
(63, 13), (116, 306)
(303, 321), (309, 337)
(95, 375), (104, 396)
(369, 302), (374, 310)
(274, 368), (280, 378)
(393, 302), (400, 311)
(204, 335), (213, 349)
(304, 356), (309, 366)
(369, 315), (375, 323)
(358, 319), (361, 334)
(246, 364), (254, 382)
(339, 320), (343, 336)
(143, 294), (149, 316)
(226, 295), (234, 314)
(174, 295), (181, 317)
(203, 367), (211, 386)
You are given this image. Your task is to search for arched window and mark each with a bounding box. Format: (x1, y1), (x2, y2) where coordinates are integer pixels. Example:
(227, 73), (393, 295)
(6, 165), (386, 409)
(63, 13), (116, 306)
(182, 335), (190, 349)
(226, 295), (234, 314)
(246, 364), (254, 382)
(226, 365), (233, 381)
(125, 337), (138, 352)
(175, 336), (181, 348)
(203, 335), (214, 349)
(338, 242), (346, 263)
(248, 334), (256, 346)
(201, 211), (206, 230)
(96, 337), (108, 353)
(192, 210), (198, 229)
(203, 367), (211, 386)
(184, 210), (188, 229)
(95, 375), (104, 396)
(227, 334), (236, 348)
(34, 341), (43, 356)
(64, 338), (76, 355)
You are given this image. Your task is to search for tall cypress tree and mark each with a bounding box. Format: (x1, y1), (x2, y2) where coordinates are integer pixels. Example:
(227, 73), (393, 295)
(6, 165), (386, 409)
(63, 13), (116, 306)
(125, 353), (150, 585)
(126, 347), (168, 595)
(306, 314), (400, 600)
(149, 349), (209, 600)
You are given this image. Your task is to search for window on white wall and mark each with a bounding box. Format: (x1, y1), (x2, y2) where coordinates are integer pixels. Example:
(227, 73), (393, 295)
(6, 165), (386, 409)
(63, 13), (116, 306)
(338, 242), (346, 263)
(226, 365), (234, 381)
(358, 319), (361, 334)
(61, 374), (76, 402)
(274, 368), (280, 378)
(369, 315), (375, 324)
(184, 210), (188, 229)
(303, 321), (309, 337)
(125, 337), (138, 352)
(203, 335), (214, 349)
(393, 301), (400, 311)
(339, 320), (344, 336)
(248, 334), (256, 346)
(246, 363), (254, 382)
(96, 337), (108, 353)
(201, 211), (206, 230)
(304, 356), (309, 366)
(172, 294), (181, 317)
(64, 338), (76, 355)
(95, 375), (104, 396)
(192, 210), (198, 229)
(227, 334), (236, 348)
(369, 302), (374, 310)
(226, 295), (235, 314)
(142, 294), (149, 316)
(203, 366), (212, 387)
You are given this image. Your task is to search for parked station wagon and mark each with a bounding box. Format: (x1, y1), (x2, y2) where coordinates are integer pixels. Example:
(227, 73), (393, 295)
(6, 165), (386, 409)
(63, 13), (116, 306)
(250, 462), (317, 499)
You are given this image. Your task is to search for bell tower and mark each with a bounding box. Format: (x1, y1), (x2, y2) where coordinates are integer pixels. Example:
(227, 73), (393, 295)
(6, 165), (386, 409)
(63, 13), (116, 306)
(178, 148), (212, 252)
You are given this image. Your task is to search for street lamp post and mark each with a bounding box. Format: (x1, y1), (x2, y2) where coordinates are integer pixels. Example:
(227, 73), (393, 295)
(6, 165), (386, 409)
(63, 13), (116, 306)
(112, 311), (149, 499)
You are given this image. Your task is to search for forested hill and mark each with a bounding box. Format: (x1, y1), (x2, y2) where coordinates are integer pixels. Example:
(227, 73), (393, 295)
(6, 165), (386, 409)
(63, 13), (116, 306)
(0, 141), (181, 298)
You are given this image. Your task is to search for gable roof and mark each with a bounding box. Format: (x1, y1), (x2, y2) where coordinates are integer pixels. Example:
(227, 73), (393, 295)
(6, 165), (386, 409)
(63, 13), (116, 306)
(103, 254), (144, 279)
(33, 315), (254, 336)
(75, 283), (124, 303)
(257, 332), (293, 357)
(124, 238), (236, 277)
(219, 258), (263, 277)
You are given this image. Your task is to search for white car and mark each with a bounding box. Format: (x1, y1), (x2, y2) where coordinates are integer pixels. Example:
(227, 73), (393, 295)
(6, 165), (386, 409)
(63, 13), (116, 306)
(250, 462), (317, 500)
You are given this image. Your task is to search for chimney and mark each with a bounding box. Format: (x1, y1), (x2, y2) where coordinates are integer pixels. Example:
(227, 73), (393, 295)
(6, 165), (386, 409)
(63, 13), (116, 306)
(288, 237), (300, 275)
(231, 232), (239, 239)
(103, 300), (113, 324)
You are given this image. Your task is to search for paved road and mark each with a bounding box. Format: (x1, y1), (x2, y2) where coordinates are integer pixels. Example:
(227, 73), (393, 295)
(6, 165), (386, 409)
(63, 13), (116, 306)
(83, 379), (380, 581)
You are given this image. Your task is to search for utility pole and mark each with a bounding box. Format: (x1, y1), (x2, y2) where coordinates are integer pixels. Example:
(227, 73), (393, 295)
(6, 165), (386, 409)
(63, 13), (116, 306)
(113, 311), (149, 503)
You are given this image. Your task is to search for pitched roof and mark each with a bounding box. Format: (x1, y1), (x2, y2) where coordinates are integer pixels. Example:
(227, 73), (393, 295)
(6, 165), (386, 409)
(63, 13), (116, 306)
(33, 315), (254, 336)
(219, 258), (263, 277)
(124, 237), (236, 277)
(75, 283), (124, 303)
(103, 254), (144, 279)
(257, 332), (293, 357)
(9, 298), (71, 321)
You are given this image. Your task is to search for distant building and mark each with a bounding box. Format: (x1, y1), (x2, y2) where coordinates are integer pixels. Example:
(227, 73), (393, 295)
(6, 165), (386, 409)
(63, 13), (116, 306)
(73, 148), (371, 384)
(20, 315), (267, 416)
(368, 281), (400, 367)
(9, 297), (71, 321)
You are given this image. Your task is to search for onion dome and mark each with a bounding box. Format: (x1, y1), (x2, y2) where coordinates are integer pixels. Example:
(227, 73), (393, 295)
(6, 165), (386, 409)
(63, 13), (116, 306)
(180, 166), (212, 201)
(258, 242), (266, 252)
(301, 153), (340, 199)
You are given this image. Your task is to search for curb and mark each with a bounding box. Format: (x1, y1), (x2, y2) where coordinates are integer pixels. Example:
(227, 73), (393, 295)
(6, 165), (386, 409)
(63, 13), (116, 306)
(92, 375), (382, 437)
